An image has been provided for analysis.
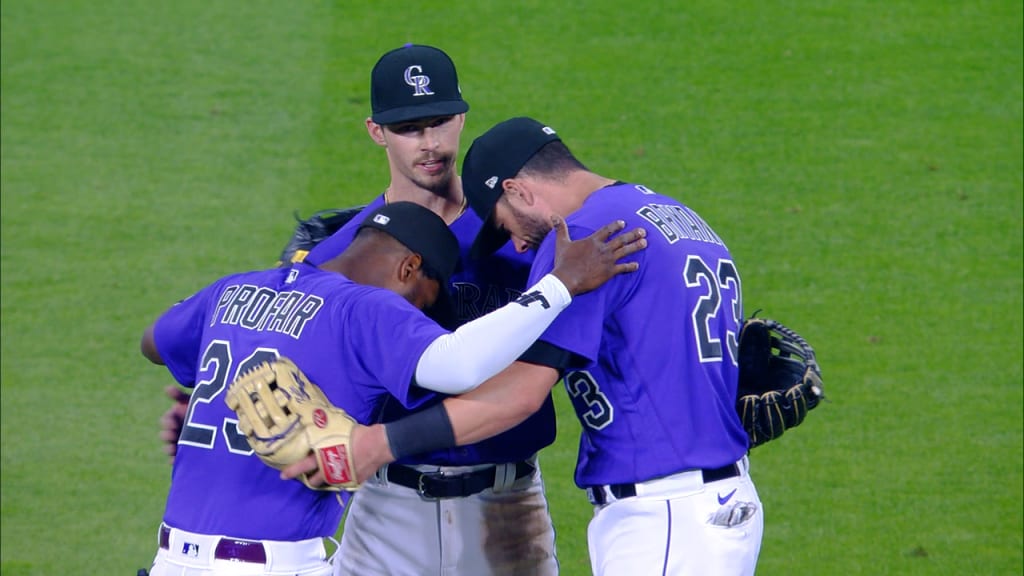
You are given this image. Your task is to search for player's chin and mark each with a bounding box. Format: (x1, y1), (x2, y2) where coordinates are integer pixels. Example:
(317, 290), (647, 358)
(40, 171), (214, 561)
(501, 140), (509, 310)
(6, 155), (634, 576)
(417, 172), (455, 195)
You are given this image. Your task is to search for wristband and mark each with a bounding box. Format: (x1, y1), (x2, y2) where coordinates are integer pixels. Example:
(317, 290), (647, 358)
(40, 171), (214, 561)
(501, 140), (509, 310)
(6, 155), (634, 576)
(384, 403), (456, 460)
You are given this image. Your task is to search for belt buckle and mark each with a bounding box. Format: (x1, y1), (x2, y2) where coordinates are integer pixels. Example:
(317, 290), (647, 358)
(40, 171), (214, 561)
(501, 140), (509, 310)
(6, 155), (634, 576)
(417, 472), (442, 501)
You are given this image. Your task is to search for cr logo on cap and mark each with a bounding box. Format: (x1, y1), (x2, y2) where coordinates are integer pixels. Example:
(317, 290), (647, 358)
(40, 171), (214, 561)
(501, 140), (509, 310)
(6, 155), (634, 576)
(404, 65), (434, 96)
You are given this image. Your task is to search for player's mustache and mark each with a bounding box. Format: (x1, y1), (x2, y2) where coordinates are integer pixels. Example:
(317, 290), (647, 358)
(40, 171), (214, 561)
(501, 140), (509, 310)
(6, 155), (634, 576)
(416, 154), (450, 166)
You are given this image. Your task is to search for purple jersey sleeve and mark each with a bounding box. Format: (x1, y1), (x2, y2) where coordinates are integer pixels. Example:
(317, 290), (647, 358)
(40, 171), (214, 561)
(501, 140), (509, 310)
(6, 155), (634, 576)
(528, 183), (750, 488)
(307, 275), (450, 417)
(152, 280), (230, 388)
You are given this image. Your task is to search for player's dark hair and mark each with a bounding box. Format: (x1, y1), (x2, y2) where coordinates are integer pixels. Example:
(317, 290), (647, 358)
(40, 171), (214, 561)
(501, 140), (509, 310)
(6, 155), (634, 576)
(520, 141), (587, 180)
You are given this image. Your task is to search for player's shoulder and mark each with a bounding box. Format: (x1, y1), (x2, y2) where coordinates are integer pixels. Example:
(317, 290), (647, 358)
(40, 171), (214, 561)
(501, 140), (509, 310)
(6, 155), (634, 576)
(211, 266), (282, 290)
(569, 182), (650, 229)
(310, 270), (412, 309)
(336, 196), (386, 232)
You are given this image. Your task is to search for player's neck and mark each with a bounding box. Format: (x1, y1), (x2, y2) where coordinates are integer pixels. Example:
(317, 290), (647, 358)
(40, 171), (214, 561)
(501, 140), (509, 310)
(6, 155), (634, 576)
(550, 171), (617, 214)
(384, 182), (467, 225)
(329, 246), (393, 288)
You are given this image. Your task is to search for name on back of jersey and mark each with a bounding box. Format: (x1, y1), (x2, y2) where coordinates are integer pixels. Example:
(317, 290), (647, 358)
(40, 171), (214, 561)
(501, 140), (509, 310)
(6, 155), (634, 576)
(210, 283), (324, 339)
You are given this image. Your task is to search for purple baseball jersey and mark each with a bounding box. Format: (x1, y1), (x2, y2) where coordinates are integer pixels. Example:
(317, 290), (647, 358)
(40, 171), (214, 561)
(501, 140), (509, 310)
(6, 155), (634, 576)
(152, 263), (449, 540)
(528, 183), (750, 488)
(307, 195), (557, 466)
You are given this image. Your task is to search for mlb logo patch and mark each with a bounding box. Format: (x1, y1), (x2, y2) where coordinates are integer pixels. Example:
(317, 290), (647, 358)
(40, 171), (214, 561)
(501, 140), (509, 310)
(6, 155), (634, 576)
(181, 542), (200, 557)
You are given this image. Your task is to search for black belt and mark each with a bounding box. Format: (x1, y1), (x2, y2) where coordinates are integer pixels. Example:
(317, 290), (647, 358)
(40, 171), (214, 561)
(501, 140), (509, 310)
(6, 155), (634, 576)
(384, 460), (536, 500)
(588, 462), (741, 506)
(159, 524), (267, 564)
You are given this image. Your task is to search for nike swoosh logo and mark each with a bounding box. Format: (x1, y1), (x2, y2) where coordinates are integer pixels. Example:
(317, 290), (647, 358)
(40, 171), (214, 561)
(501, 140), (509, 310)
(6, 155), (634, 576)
(717, 488), (738, 505)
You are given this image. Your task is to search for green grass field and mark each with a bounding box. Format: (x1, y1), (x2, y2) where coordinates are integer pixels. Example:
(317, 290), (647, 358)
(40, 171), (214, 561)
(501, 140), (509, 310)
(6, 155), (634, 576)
(2, 1), (1021, 574)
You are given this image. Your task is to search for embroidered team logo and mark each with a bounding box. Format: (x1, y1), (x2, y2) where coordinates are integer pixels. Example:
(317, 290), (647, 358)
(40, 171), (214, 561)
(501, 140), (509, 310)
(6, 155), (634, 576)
(404, 65), (434, 96)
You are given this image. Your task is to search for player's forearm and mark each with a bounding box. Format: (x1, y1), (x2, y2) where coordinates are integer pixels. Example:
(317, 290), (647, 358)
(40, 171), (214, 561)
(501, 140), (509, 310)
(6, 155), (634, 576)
(414, 274), (570, 394)
(384, 361), (559, 460)
(141, 324), (164, 365)
(443, 362), (558, 445)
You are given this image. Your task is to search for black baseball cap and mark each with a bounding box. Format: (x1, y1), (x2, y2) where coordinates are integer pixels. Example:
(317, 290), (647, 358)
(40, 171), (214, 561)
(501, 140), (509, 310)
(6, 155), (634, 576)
(370, 44), (470, 125)
(358, 202), (460, 325)
(462, 117), (562, 259)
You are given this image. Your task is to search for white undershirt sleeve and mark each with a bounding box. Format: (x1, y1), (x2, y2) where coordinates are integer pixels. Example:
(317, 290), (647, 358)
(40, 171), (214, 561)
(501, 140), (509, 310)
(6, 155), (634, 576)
(414, 273), (571, 394)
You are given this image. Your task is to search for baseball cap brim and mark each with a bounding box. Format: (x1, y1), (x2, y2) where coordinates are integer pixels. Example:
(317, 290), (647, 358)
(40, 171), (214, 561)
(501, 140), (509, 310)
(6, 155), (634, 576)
(469, 210), (512, 260)
(372, 100), (469, 126)
(423, 284), (459, 330)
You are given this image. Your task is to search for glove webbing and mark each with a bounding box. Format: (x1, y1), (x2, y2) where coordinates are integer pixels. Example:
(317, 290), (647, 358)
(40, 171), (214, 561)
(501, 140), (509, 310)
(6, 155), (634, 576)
(766, 319), (821, 377)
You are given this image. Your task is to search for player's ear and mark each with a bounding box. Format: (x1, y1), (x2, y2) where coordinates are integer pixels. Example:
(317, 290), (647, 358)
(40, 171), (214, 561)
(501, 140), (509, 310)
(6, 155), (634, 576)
(397, 253), (424, 283)
(503, 178), (530, 206)
(366, 118), (387, 147)
(508, 178), (537, 207)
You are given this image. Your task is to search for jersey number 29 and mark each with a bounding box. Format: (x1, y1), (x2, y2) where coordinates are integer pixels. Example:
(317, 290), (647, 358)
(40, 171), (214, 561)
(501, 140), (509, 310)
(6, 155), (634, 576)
(179, 340), (279, 455)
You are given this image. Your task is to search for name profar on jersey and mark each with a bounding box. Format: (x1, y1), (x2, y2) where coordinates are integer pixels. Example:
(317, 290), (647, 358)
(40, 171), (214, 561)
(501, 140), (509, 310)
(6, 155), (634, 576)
(210, 283), (324, 339)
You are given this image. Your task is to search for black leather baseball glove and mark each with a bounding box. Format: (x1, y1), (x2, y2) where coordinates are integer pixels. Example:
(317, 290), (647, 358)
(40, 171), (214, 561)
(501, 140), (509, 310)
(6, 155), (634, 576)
(278, 206), (366, 265)
(736, 316), (825, 448)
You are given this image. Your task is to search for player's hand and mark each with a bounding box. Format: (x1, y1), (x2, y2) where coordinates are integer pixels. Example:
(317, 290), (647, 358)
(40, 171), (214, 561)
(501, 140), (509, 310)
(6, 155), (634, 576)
(160, 385), (190, 465)
(279, 423), (389, 487)
(280, 454), (321, 485)
(550, 216), (646, 296)
(350, 423), (393, 484)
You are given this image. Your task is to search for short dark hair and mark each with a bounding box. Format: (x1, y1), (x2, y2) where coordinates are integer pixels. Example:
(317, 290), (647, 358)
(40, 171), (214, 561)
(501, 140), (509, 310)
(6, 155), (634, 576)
(519, 141), (587, 180)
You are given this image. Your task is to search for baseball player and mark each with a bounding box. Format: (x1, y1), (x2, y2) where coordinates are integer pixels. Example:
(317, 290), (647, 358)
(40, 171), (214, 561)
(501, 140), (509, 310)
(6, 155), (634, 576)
(298, 45), (565, 575)
(141, 201), (644, 575)
(338, 117), (765, 575)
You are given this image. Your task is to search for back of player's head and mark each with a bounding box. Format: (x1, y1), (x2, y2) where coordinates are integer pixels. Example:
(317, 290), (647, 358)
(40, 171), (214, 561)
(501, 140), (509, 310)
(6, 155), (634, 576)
(370, 44), (469, 125)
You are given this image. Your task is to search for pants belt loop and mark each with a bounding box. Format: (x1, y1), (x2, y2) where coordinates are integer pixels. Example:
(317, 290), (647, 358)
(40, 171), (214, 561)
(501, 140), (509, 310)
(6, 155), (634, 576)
(375, 464), (389, 485)
(158, 523), (170, 550)
(493, 462), (518, 491)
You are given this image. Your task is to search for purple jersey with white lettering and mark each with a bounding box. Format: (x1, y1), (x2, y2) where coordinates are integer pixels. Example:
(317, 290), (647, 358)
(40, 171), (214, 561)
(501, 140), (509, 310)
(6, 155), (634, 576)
(527, 183), (750, 488)
(152, 262), (448, 539)
(308, 195), (557, 465)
